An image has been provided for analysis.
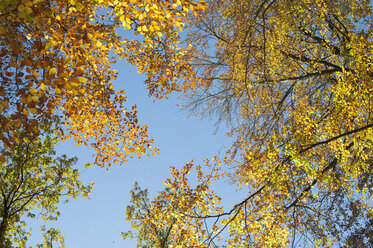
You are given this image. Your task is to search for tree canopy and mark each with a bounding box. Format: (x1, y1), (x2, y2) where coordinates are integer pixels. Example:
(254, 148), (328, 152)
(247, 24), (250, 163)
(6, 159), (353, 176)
(0, 0), (206, 167)
(3, 0), (373, 246)
(125, 0), (373, 246)
(0, 0), (207, 246)
(123, 160), (226, 247)
(0, 126), (92, 247)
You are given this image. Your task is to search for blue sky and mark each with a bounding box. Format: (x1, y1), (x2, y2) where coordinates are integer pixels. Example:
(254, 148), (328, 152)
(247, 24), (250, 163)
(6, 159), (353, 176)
(25, 50), (239, 247)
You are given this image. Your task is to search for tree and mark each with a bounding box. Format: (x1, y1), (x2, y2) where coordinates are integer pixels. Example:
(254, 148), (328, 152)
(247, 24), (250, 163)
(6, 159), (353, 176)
(123, 160), (225, 248)
(0, 0), (206, 167)
(128, 0), (373, 246)
(36, 226), (65, 248)
(0, 126), (93, 247)
(123, 182), (176, 248)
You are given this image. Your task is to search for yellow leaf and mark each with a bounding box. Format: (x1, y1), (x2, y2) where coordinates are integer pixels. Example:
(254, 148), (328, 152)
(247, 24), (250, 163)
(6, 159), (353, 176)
(0, 101), (9, 109)
(71, 82), (79, 88)
(40, 83), (47, 91)
(78, 77), (87, 83)
(55, 88), (62, 94)
(23, 137), (30, 144)
(17, 4), (25, 13)
(25, 6), (32, 15)
(49, 68), (57, 75)
(24, 1), (33, 7)
(119, 15), (125, 23)
(29, 88), (38, 95)
(0, 25), (6, 35)
(29, 108), (38, 114)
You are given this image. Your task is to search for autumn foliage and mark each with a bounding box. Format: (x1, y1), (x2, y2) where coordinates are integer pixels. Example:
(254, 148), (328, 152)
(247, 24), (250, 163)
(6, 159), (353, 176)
(3, 0), (373, 246)
(0, 126), (92, 247)
(125, 0), (373, 247)
(0, 0), (205, 167)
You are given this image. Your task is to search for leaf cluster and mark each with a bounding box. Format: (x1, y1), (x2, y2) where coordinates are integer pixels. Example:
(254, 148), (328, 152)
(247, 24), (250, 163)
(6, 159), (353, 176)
(126, 0), (373, 247)
(0, 0), (206, 167)
(0, 127), (93, 247)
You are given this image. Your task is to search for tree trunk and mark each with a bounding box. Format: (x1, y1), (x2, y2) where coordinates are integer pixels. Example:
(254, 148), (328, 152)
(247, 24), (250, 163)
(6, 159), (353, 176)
(0, 209), (9, 247)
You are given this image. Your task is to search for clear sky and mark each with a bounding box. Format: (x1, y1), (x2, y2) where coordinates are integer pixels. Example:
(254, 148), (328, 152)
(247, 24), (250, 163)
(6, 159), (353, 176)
(24, 48), (239, 247)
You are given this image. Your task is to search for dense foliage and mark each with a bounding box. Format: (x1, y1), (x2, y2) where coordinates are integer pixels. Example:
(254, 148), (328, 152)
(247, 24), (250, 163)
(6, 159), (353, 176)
(126, 0), (373, 247)
(0, 0), (206, 246)
(0, 127), (92, 247)
(0, 0), (205, 167)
